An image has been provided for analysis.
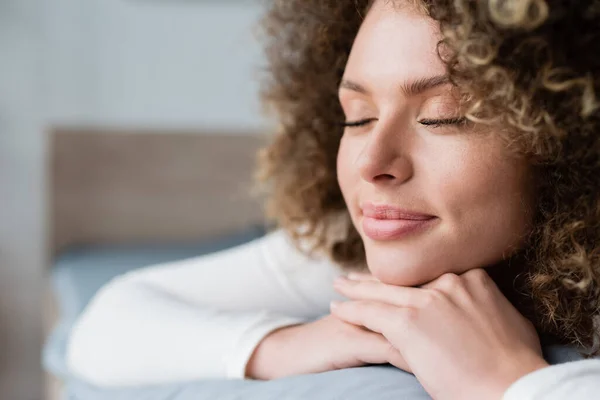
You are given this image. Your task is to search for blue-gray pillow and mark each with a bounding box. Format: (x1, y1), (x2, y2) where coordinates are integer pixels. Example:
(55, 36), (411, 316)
(64, 345), (588, 400)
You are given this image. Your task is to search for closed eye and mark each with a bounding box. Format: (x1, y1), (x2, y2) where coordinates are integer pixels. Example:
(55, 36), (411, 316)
(342, 117), (468, 129)
(418, 117), (467, 128)
(341, 118), (378, 128)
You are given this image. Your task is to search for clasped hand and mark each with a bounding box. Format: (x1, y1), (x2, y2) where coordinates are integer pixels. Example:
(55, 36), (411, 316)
(331, 268), (549, 400)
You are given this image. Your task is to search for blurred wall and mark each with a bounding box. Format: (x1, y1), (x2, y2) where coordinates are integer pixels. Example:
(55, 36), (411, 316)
(0, 0), (45, 399)
(44, 0), (270, 131)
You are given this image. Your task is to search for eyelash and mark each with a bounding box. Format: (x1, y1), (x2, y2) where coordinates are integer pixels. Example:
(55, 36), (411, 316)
(341, 118), (377, 127)
(341, 117), (467, 128)
(419, 117), (467, 128)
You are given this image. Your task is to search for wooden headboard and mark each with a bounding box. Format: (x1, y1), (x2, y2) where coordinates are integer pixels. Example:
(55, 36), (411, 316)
(51, 129), (267, 254)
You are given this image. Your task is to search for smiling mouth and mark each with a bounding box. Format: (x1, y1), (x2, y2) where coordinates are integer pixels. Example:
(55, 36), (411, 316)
(360, 203), (438, 241)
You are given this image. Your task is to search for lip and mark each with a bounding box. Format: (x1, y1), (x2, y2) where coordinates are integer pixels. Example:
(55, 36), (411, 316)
(361, 203), (435, 220)
(360, 203), (438, 241)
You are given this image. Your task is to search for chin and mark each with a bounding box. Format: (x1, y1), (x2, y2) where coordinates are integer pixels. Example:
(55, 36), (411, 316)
(364, 247), (443, 287)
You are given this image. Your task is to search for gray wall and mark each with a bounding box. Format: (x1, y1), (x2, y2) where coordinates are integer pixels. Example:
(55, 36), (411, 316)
(44, 0), (270, 131)
(0, 0), (45, 398)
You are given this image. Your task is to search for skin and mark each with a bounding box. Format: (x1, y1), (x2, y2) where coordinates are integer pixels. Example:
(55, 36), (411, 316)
(337, 0), (535, 287)
(332, 270), (549, 400)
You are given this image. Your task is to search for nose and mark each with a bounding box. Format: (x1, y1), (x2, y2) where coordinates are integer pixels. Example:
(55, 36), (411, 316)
(356, 124), (413, 185)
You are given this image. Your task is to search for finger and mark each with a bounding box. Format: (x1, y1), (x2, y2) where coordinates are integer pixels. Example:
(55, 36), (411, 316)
(333, 277), (426, 308)
(420, 272), (464, 292)
(419, 273), (480, 311)
(330, 300), (412, 343)
(462, 268), (497, 295)
(352, 330), (411, 372)
(346, 272), (379, 282)
(462, 268), (518, 312)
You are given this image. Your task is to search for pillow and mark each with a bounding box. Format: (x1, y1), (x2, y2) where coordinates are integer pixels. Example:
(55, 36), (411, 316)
(63, 345), (589, 400)
(66, 365), (432, 400)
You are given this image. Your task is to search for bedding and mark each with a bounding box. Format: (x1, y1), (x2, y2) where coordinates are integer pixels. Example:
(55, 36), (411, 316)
(60, 347), (586, 400)
(66, 366), (431, 400)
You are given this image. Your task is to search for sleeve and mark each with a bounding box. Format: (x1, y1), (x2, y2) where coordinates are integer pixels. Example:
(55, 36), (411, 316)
(503, 359), (600, 400)
(66, 230), (346, 387)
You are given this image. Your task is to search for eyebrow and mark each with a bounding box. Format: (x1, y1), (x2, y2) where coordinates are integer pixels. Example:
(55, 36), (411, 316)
(339, 75), (450, 97)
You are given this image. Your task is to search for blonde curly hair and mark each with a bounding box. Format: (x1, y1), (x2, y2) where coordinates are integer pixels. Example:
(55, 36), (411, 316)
(256, 0), (600, 354)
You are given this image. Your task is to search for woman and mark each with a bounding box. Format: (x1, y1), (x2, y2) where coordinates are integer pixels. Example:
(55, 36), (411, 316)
(67, 0), (600, 398)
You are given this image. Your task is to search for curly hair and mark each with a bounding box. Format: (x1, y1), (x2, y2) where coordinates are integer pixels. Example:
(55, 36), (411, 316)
(256, 0), (600, 354)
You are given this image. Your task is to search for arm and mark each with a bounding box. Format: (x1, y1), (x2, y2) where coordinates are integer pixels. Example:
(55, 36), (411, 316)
(503, 359), (600, 400)
(66, 230), (345, 387)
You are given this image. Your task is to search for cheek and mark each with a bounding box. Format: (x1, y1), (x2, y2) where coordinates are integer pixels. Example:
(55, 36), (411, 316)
(434, 144), (533, 248)
(336, 136), (358, 202)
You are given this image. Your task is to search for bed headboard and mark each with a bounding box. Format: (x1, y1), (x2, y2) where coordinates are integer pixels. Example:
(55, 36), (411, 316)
(51, 128), (267, 255)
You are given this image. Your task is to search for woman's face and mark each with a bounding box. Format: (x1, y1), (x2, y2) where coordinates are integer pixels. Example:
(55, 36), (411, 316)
(337, 0), (534, 287)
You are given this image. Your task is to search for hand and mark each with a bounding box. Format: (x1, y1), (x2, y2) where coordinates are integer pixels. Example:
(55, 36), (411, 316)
(245, 314), (408, 380)
(331, 269), (550, 400)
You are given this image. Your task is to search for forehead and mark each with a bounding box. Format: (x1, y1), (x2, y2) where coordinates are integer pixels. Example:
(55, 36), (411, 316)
(344, 0), (445, 91)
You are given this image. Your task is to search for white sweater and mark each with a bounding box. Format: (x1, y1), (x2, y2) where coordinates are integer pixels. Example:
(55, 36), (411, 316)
(67, 230), (600, 399)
